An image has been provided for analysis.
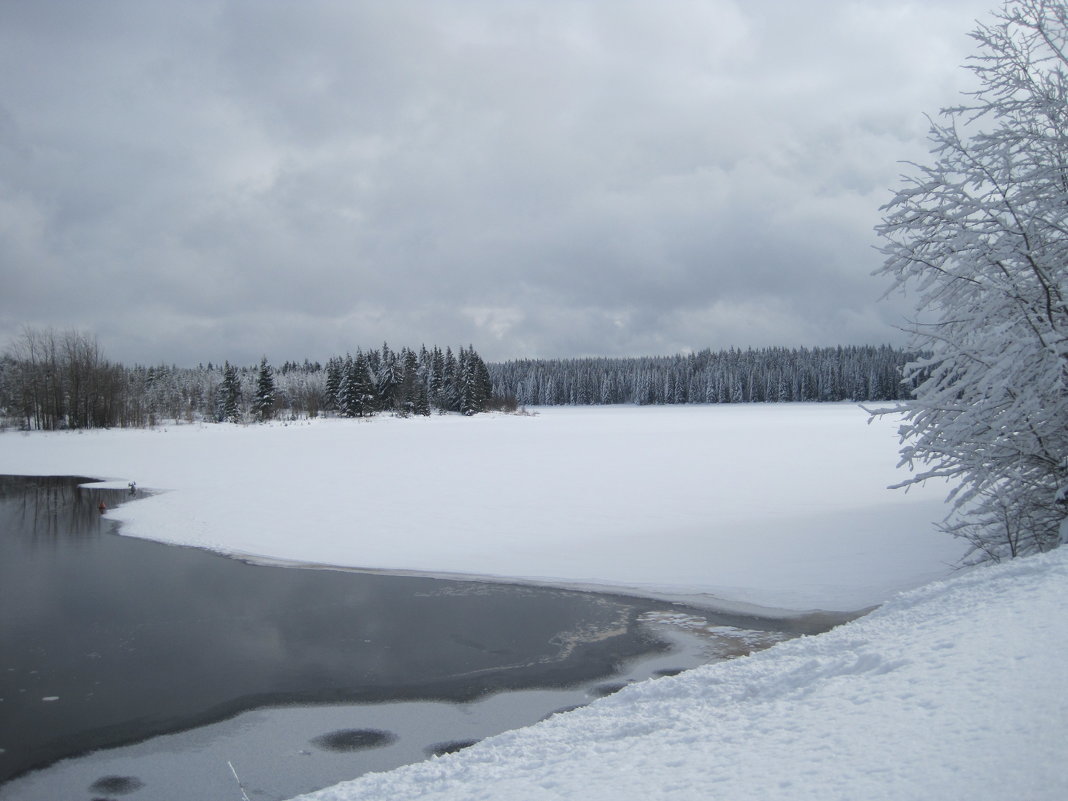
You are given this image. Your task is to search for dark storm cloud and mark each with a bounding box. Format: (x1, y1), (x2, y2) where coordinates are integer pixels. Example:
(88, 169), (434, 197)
(0, 0), (993, 365)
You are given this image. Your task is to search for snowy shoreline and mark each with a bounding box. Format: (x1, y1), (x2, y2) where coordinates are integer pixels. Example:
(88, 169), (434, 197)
(292, 547), (1068, 801)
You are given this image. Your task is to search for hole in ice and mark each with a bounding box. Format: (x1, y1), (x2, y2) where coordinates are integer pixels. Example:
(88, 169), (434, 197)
(89, 775), (144, 794)
(311, 728), (397, 752)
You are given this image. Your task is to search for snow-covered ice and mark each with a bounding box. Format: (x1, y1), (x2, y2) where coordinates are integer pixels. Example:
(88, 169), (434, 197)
(0, 404), (963, 613)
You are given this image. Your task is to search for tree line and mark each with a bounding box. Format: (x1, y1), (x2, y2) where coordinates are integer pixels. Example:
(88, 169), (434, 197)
(0, 328), (922, 432)
(489, 345), (919, 407)
(0, 329), (496, 430)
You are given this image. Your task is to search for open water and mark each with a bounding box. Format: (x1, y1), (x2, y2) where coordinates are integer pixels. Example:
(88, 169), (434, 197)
(0, 474), (827, 800)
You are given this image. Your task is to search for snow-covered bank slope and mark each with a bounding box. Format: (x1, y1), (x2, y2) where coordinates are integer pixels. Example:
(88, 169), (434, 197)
(295, 547), (1068, 801)
(0, 404), (962, 612)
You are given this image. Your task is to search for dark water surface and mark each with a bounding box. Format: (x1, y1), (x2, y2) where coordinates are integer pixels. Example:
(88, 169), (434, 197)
(2, 475), (797, 789)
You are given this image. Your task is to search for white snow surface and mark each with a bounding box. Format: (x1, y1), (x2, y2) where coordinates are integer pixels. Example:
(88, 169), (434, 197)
(294, 547), (1068, 801)
(0, 404), (962, 613)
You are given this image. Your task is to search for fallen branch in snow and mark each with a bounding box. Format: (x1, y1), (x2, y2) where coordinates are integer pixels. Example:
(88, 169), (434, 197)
(228, 760), (251, 801)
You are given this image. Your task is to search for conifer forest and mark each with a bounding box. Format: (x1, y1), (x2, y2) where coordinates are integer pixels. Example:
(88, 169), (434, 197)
(1, 328), (917, 431)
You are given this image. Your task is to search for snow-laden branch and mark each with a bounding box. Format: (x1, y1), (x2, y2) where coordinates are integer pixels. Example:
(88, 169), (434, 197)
(875, 0), (1068, 561)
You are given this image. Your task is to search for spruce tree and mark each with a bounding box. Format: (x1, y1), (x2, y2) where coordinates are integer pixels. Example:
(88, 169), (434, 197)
(429, 346), (445, 409)
(338, 355), (358, 418)
(441, 347), (459, 412)
(352, 352), (377, 417)
(413, 376), (431, 416)
(396, 348), (419, 416)
(458, 347), (491, 415)
(324, 357), (342, 412)
(253, 357), (276, 422)
(377, 343), (403, 412)
(220, 362), (241, 423)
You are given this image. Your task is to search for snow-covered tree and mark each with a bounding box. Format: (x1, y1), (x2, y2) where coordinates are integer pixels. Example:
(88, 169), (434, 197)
(337, 355), (358, 418)
(349, 352), (378, 418)
(440, 347), (459, 411)
(428, 346), (445, 405)
(412, 376), (431, 416)
(875, 0), (1068, 562)
(377, 342), (402, 412)
(397, 348), (420, 416)
(219, 362), (242, 423)
(253, 357), (276, 422)
(324, 356), (343, 412)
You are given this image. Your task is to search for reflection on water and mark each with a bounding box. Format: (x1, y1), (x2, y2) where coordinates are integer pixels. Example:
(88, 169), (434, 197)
(0, 475), (127, 544)
(0, 475), (839, 799)
(0, 476), (679, 785)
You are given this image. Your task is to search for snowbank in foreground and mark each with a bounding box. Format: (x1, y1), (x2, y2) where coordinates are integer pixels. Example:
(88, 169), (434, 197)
(294, 547), (1068, 801)
(0, 404), (962, 612)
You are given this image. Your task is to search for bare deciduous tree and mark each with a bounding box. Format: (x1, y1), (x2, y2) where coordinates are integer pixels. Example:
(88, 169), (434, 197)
(3, 326), (123, 430)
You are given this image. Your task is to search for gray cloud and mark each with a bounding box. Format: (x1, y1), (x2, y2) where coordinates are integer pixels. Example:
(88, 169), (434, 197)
(0, 0), (993, 365)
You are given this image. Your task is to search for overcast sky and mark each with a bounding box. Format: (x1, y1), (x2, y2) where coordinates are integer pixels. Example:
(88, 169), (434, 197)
(0, 0), (996, 366)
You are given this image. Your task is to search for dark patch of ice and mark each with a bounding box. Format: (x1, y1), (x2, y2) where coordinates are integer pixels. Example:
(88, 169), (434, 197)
(654, 667), (686, 677)
(426, 739), (480, 757)
(89, 774), (144, 794)
(590, 682), (629, 697)
(311, 728), (397, 752)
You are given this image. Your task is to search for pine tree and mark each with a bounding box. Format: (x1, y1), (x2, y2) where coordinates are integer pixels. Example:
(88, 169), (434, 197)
(335, 356), (353, 417)
(397, 348), (419, 416)
(471, 349), (492, 409)
(324, 357), (342, 412)
(429, 346), (445, 409)
(352, 352), (377, 417)
(253, 357), (276, 422)
(377, 342), (403, 412)
(220, 362), (241, 423)
(413, 377), (431, 416)
(441, 347), (459, 412)
(458, 347), (491, 415)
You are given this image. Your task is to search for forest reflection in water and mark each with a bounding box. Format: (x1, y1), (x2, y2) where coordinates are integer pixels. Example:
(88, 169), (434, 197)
(2, 474), (809, 790)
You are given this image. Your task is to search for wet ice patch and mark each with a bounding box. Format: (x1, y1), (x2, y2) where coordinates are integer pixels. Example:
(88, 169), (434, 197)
(89, 775), (144, 795)
(311, 729), (397, 753)
(590, 682), (630, 697)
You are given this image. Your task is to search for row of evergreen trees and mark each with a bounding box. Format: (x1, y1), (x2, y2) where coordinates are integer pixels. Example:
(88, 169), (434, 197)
(178, 343), (495, 425)
(489, 345), (919, 407)
(0, 329), (495, 429)
(1, 328), (920, 431)
(322, 344), (493, 419)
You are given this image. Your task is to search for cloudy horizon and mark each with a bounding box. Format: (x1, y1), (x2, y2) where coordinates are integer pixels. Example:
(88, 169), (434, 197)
(1, 0), (995, 367)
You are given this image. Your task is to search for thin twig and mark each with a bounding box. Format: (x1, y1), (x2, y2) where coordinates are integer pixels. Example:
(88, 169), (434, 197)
(228, 760), (252, 801)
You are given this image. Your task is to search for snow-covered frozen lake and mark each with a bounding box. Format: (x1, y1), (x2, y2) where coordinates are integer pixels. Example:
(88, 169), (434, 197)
(0, 403), (965, 614)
